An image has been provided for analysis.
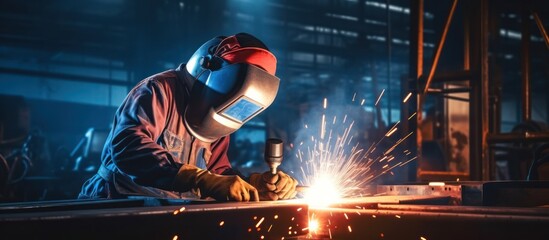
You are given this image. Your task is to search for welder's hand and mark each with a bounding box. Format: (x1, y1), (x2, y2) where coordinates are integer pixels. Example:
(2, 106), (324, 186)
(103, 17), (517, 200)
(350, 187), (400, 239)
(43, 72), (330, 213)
(249, 171), (298, 201)
(174, 165), (259, 202)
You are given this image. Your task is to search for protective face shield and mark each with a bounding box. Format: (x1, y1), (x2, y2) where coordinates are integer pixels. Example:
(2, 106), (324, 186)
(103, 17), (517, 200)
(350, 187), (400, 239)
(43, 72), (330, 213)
(184, 33), (279, 142)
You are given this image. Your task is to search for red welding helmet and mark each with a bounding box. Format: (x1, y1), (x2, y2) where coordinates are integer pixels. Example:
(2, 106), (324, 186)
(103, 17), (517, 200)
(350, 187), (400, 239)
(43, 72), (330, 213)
(184, 33), (280, 142)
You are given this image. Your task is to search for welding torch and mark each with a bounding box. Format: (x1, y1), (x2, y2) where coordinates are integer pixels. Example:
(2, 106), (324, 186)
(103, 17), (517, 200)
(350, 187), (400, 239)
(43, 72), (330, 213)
(264, 138), (308, 195)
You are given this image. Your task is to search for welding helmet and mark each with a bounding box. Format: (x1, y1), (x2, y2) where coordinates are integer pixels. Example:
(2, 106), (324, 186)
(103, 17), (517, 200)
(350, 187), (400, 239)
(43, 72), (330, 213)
(184, 33), (279, 142)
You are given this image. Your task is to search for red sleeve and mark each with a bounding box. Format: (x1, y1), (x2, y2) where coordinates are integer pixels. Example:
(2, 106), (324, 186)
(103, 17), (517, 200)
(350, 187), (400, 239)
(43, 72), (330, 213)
(207, 136), (233, 174)
(109, 78), (180, 190)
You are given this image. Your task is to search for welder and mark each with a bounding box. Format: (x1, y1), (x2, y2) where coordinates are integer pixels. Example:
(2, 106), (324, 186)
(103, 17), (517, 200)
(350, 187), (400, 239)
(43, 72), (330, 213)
(78, 33), (298, 201)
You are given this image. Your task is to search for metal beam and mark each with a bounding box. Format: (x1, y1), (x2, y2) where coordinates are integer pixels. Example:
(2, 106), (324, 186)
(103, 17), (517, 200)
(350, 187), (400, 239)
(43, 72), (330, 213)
(469, 0), (491, 181)
(532, 11), (549, 50)
(406, 0), (424, 182)
(0, 199), (309, 239)
(487, 132), (549, 143)
(422, 0), (459, 95)
(521, 2), (532, 122)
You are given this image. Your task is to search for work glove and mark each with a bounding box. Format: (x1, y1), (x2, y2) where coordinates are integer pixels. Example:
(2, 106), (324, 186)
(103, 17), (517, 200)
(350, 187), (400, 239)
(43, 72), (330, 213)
(249, 170), (298, 201)
(174, 164), (259, 202)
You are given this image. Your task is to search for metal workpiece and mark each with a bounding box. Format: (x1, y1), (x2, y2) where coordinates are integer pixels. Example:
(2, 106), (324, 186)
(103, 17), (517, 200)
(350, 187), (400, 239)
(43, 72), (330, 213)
(0, 199), (309, 240)
(378, 181), (549, 207)
(305, 195), (454, 209)
(306, 204), (549, 240)
(487, 131), (549, 143)
(377, 184), (462, 204)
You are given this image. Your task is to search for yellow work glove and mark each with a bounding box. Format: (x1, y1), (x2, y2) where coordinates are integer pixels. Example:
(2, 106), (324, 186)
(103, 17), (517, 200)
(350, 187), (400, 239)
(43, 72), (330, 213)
(174, 165), (259, 202)
(249, 170), (298, 201)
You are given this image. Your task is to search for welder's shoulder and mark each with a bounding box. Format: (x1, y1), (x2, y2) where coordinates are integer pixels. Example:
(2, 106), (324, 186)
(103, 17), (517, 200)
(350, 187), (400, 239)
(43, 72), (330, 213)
(147, 70), (179, 86)
(133, 70), (179, 93)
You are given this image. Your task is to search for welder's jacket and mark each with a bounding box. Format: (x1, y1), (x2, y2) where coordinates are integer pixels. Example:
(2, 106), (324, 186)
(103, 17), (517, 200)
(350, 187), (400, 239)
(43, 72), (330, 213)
(79, 64), (237, 199)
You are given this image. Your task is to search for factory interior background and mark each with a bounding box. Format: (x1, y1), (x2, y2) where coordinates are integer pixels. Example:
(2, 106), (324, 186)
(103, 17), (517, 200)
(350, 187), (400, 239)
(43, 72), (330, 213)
(1, 0), (548, 203)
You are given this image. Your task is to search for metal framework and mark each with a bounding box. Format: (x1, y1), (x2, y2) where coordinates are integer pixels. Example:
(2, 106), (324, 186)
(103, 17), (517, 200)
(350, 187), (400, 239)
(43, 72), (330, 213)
(408, 0), (549, 181)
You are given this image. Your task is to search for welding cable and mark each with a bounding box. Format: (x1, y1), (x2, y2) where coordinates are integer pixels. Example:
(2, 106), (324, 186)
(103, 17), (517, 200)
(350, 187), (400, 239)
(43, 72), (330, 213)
(7, 153), (31, 184)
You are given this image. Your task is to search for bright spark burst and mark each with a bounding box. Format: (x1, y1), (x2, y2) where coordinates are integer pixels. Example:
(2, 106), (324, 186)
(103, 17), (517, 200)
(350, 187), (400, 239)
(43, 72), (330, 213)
(307, 218), (320, 233)
(303, 174), (342, 207)
(296, 95), (417, 207)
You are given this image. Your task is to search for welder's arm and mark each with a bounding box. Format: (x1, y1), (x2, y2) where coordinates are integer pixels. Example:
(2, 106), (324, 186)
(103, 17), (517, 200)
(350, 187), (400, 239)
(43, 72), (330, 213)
(174, 164), (259, 201)
(109, 79), (181, 190)
(249, 170), (298, 201)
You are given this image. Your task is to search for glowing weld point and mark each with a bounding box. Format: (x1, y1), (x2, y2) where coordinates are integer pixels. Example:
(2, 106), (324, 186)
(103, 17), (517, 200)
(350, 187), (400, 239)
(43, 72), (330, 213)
(395, 215), (401, 218)
(179, 207), (185, 212)
(268, 225), (273, 232)
(297, 208), (302, 211)
(291, 217), (295, 221)
(173, 235), (178, 240)
(173, 210), (179, 215)
(308, 219), (319, 233)
(274, 215), (279, 219)
(303, 174), (342, 208)
(344, 213), (348, 220)
(261, 236), (265, 239)
(219, 221), (224, 226)
(348, 226), (352, 232)
(420, 237), (427, 240)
